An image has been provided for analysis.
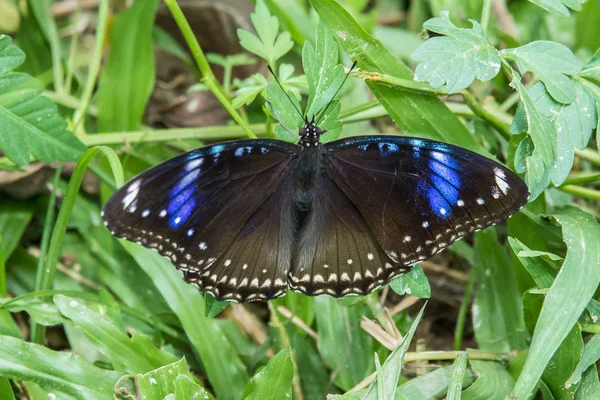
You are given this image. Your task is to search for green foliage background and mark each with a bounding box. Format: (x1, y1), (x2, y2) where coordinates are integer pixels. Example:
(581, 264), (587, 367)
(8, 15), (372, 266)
(0, 0), (599, 399)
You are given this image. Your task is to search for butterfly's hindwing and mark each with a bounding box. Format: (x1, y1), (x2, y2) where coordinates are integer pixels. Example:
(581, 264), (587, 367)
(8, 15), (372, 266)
(103, 140), (298, 302)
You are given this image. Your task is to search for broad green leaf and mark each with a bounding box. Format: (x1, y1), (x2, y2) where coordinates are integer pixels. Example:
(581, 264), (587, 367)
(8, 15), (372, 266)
(266, 81), (302, 142)
(204, 295), (230, 318)
(310, 0), (485, 154)
(528, 0), (584, 17)
(461, 360), (515, 399)
(575, 366), (600, 400)
(237, 0), (293, 66)
(514, 136), (551, 200)
(54, 294), (178, 373)
(245, 348), (293, 400)
(522, 291), (583, 399)
(120, 241), (249, 400)
(1, 296), (64, 327)
(576, 2), (600, 54)
(0, 378), (14, 400)
(97, 0), (159, 132)
(389, 265), (431, 298)
(472, 229), (527, 353)
(0, 334), (121, 400)
(137, 358), (189, 399)
(172, 375), (210, 400)
(303, 22), (345, 120)
(396, 366), (474, 399)
(0, 48), (86, 165)
(502, 41), (581, 104)
(513, 207), (600, 399)
(567, 334), (600, 387)
(412, 11), (501, 93)
(0, 35), (25, 75)
(314, 297), (373, 390)
(446, 352), (468, 400)
(363, 304), (426, 399)
(510, 73), (556, 168)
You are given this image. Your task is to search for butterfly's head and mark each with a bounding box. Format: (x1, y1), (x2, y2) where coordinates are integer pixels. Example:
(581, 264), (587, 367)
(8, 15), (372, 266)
(299, 115), (326, 149)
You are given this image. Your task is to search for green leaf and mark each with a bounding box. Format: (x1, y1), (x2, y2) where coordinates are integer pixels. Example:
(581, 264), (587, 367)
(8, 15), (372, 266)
(528, 0), (584, 17)
(575, 366), (600, 400)
(567, 334), (600, 388)
(461, 360), (515, 399)
(502, 41), (581, 104)
(303, 22), (345, 119)
(314, 297), (373, 390)
(204, 294), (230, 318)
(512, 207), (600, 399)
(233, 73), (268, 108)
(120, 241), (249, 400)
(0, 35), (25, 75)
(310, 0), (485, 154)
(137, 358), (193, 399)
(0, 197), (34, 260)
(97, 0), (159, 132)
(396, 366), (474, 399)
(412, 11), (501, 93)
(363, 304), (426, 399)
(54, 294), (178, 373)
(510, 70), (556, 192)
(173, 375), (211, 400)
(245, 348), (293, 400)
(0, 334), (121, 400)
(581, 49), (600, 83)
(522, 291), (583, 399)
(472, 229), (527, 353)
(508, 237), (557, 289)
(389, 265), (431, 298)
(446, 352), (468, 400)
(0, 43), (86, 164)
(266, 81), (302, 142)
(237, 0), (293, 66)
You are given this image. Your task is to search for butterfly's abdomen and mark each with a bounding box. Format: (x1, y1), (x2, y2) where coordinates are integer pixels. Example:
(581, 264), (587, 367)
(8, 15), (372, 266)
(293, 145), (322, 211)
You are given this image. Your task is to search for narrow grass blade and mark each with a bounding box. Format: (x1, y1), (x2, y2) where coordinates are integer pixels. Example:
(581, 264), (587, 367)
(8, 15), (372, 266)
(246, 348), (294, 400)
(447, 352), (468, 400)
(567, 334), (600, 387)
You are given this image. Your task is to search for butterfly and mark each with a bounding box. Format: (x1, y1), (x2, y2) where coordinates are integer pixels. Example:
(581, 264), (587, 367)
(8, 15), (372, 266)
(102, 113), (529, 302)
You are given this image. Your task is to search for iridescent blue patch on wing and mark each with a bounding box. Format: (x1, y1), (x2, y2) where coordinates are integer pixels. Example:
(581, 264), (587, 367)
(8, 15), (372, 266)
(170, 169), (200, 196)
(429, 158), (461, 189)
(169, 197), (197, 228)
(168, 186), (195, 214)
(210, 144), (225, 155)
(378, 143), (399, 157)
(358, 144), (369, 151)
(261, 147), (269, 154)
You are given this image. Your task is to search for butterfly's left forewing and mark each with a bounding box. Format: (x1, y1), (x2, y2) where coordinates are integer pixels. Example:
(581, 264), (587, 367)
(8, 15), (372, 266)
(103, 140), (298, 302)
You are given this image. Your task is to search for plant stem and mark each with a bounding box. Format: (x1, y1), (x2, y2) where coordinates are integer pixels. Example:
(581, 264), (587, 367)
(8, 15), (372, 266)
(454, 269), (475, 350)
(72, 0), (109, 132)
(163, 0), (256, 139)
(461, 90), (511, 139)
(355, 71), (447, 95)
(81, 124), (268, 146)
(561, 173), (600, 186)
(576, 148), (600, 167)
(481, 0), (493, 32)
(559, 185), (600, 201)
(0, 236), (5, 298)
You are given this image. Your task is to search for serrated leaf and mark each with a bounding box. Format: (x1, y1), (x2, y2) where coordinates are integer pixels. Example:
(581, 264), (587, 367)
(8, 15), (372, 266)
(0, 71), (86, 165)
(510, 70), (556, 168)
(245, 348), (293, 400)
(303, 22), (345, 119)
(512, 207), (600, 399)
(137, 358), (190, 399)
(411, 11), (501, 93)
(232, 73), (268, 108)
(502, 41), (581, 104)
(0, 35), (25, 75)
(266, 81), (302, 142)
(389, 265), (431, 298)
(363, 304), (426, 399)
(528, 0), (584, 17)
(237, 0), (293, 65)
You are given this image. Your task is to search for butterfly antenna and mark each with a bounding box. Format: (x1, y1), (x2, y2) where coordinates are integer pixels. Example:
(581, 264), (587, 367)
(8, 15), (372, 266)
(315, 60), (358, 125)
(267, 65), (304, 121)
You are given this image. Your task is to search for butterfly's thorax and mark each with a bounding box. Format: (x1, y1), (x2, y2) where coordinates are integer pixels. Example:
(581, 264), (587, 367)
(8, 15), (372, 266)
(294, 122), (325, 213)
